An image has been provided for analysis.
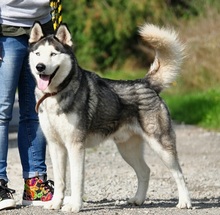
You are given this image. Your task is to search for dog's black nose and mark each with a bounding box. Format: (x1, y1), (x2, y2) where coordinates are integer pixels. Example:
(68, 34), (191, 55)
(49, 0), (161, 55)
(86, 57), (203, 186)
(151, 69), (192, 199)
(36, 63), (46, 72)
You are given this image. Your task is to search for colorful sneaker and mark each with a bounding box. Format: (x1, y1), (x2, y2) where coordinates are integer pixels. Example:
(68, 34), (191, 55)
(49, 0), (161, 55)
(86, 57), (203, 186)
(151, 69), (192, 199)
(22, 176), (54, 206)
(0, 179), (16, 210)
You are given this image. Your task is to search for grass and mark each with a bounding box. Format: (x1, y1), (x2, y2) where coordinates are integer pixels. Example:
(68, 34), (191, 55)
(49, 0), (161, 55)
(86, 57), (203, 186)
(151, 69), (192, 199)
(162, 89), (220, 131)
(100, 69), (147, 80)
(176, 7), (220, 92)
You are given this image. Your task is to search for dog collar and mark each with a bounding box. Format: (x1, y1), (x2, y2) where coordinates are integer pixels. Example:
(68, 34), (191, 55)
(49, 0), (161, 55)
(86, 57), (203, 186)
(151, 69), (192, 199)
(35, 92), (57, 113)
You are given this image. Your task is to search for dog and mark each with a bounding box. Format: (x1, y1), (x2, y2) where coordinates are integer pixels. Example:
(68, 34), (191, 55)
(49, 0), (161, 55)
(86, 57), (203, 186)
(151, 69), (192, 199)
(28, 22), (192, 212)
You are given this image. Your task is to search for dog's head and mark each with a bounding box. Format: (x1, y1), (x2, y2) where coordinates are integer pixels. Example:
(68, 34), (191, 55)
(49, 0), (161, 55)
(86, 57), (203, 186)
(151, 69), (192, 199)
(29, 22), (74, 93)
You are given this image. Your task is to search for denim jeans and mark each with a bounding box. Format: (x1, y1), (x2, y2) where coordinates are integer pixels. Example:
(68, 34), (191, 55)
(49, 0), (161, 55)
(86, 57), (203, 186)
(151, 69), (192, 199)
(0, 35), (47, 181)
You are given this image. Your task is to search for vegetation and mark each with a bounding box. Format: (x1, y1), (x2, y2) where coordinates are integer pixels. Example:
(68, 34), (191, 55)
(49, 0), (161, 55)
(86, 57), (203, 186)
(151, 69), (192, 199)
(162, 89), (220, 130)
(62, 0), (220, 130)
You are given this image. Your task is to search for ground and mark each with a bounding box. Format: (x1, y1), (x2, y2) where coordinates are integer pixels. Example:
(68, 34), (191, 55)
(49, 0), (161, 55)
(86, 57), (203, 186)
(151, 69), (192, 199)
(3, 124), (220, 214)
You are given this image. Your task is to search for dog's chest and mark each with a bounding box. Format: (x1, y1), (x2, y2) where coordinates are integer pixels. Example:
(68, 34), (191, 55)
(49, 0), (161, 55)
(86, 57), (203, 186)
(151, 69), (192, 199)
(39, 97), (78, 133)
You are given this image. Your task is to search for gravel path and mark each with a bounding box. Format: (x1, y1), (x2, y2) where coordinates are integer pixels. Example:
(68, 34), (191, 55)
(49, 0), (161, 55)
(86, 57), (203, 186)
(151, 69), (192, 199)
(2, 124), (220, 214)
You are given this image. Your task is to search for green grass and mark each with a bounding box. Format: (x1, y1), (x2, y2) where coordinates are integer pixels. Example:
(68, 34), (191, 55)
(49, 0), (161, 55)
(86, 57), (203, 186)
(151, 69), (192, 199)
(100, 69), (147, 80)
(162, 89), (220, 131)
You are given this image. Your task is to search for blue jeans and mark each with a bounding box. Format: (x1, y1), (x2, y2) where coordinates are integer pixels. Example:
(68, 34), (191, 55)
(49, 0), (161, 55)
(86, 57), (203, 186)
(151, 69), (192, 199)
(0, 35), (47, 181)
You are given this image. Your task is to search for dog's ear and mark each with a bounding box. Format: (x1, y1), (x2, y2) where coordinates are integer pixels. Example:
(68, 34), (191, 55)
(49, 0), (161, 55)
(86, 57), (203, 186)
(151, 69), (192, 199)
(55, 24), (73, 47)
(29, 22), (44, 44)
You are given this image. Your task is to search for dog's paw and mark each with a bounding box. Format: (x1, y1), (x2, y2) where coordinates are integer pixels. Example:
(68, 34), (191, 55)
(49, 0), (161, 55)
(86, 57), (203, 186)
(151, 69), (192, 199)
(127, 197), (144, 206)
(44, 199), (62, 210)
(176, 200), (192, 209)
(61, 202), (81, 213)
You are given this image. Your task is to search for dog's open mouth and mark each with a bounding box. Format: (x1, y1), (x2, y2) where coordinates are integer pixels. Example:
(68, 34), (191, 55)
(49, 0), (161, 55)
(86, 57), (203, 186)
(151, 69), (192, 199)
(37, 67), (59, 91)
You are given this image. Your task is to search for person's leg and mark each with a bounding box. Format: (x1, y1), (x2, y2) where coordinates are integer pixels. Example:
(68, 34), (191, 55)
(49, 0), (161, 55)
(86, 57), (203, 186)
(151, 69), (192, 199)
(16, 35), (47, 178)
(17, 35), (53, 206)
(0, 36), (23, 210)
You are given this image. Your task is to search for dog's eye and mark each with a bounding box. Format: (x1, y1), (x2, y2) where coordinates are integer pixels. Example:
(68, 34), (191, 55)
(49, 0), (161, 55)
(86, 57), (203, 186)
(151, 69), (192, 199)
(35, 52), (40, 56)
(51, 52), (57, 57)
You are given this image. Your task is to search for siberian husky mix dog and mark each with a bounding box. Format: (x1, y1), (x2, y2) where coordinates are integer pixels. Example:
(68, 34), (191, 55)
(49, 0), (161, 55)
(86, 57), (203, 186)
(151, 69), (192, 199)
(29, 22), (192, 212)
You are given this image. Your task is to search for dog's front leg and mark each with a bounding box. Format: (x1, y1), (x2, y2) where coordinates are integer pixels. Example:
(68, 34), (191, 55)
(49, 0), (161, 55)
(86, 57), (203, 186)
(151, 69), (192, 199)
(61, 143), (85, 213)
(44, 142), (67, 210)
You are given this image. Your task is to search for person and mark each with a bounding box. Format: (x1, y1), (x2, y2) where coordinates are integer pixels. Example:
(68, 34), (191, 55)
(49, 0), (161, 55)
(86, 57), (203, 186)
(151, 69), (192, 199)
(0, 0), (55, 210)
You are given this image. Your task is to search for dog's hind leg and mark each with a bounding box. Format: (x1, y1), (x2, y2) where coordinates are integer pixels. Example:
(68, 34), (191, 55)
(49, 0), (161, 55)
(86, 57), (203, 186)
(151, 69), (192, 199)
(115, 134), (150, 205)
(145, 129), (192, 209)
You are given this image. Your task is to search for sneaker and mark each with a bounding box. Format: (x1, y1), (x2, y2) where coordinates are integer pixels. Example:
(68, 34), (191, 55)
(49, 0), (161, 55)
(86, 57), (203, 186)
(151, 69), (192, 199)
(22, 176), (54, 206)
(0, 179), (16, 210)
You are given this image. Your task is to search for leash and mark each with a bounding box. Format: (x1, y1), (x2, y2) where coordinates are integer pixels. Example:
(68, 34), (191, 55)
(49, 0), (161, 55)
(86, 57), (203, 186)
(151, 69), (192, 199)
(50, 0), (62, 30)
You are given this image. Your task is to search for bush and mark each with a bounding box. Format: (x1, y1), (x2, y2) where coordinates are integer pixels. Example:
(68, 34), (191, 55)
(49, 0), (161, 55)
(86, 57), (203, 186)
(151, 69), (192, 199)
(62, 0), (220, 72)
(62, 0), (169, 71)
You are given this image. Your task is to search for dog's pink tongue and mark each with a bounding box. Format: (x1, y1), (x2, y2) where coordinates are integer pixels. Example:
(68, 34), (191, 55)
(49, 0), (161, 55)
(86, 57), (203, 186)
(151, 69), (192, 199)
(37, 75), (50, 91)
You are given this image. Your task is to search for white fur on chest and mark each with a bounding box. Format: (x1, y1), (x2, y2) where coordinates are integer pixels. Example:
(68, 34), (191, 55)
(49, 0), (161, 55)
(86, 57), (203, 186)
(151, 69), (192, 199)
(39, 98), (79, 144)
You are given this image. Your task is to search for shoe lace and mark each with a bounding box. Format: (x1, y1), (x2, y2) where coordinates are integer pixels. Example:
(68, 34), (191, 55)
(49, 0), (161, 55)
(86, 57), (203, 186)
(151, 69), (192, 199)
(41, 180), (54, 194)
(0, 184), (15, 199)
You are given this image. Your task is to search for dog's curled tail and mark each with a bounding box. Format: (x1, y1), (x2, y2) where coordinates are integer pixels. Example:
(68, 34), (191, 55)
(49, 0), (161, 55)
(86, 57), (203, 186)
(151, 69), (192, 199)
(139, 23), (185, 93)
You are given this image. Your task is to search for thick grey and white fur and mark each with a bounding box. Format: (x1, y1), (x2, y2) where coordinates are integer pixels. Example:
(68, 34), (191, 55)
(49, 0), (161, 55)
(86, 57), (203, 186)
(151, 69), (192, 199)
(29, 22), (192, 212)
